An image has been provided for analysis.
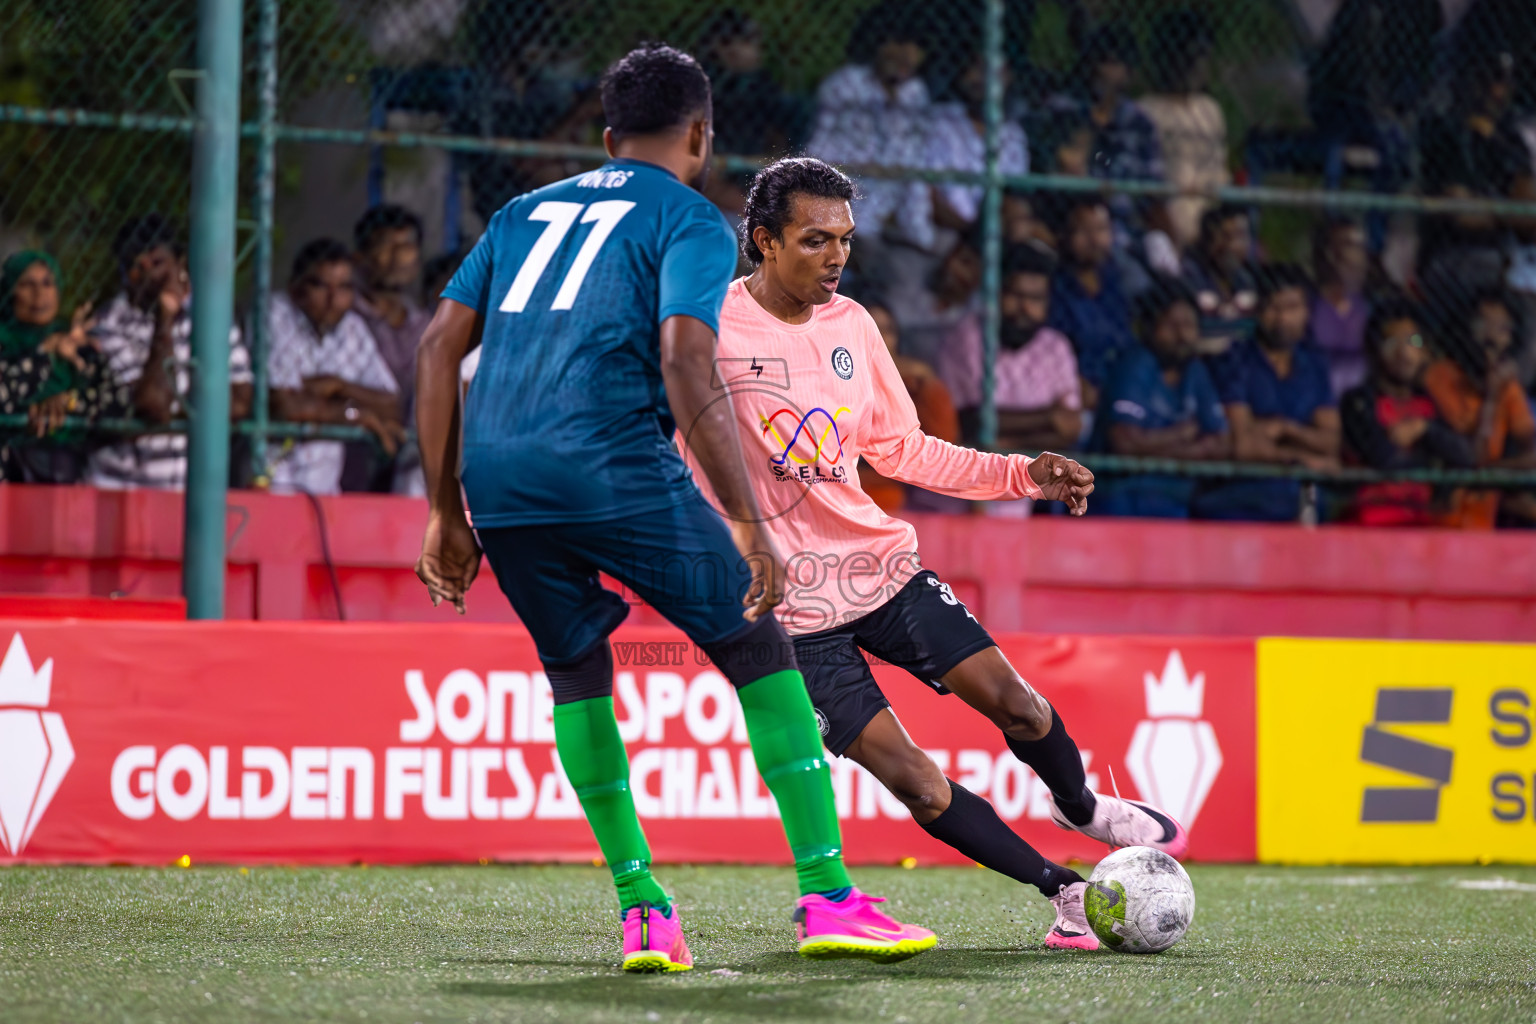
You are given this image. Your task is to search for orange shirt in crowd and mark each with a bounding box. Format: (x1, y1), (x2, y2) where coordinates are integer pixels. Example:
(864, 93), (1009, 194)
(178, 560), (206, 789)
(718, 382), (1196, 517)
(1422, 357), (1536, 528)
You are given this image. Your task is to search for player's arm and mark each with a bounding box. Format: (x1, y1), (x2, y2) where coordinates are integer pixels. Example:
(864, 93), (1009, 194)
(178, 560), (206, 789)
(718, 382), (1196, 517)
(863, 319), (1092, 508)
(414, 297), (484, 612)
(660, 315), (785, 620)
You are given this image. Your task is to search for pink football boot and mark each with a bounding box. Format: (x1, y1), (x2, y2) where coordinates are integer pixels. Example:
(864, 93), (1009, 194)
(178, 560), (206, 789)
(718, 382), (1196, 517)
(621, 904), (692, 973)
(793, 889), (937, 963)
(1051, 793), (1190, 860)
(1044, 881), (1100, 950)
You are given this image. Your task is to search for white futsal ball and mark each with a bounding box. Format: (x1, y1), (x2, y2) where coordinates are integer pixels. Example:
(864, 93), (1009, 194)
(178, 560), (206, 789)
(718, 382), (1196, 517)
(1083, 845), (1195, 953)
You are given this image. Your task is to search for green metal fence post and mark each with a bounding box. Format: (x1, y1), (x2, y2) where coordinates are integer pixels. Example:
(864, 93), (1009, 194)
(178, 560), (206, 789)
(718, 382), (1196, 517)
(183, 0), (245, 620)
(250, 0), (278, 484)
(978, 0), (1004, 450)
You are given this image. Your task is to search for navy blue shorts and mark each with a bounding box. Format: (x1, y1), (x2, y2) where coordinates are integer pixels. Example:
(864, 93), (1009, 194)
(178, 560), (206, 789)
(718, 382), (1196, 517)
(476, 490), (752, 665)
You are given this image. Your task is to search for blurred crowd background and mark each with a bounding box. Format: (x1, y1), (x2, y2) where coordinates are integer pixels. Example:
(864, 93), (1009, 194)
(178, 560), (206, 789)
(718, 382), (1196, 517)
(4, 0), (1536, 528)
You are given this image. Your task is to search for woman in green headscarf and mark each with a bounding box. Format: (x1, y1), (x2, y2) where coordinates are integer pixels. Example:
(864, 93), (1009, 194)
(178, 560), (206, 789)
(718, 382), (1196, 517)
(0, 249), (122, 482)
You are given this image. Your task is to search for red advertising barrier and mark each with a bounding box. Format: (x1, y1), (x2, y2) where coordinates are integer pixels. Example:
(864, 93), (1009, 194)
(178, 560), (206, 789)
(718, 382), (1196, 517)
(0, 621), (1254, 866)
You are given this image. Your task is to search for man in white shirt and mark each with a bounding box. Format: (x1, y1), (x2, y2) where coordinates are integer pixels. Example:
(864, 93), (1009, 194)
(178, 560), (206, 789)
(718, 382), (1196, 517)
(88, 214), (253, 490)
(266, 238), (403, 494)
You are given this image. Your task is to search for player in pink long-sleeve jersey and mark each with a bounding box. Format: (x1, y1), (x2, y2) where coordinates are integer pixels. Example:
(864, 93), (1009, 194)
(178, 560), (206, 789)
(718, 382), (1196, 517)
(679, 158), (1189, 951)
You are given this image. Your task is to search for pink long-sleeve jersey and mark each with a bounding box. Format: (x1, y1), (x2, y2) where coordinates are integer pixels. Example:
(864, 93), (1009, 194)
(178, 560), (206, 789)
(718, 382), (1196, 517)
(680, 278), (1042, 635)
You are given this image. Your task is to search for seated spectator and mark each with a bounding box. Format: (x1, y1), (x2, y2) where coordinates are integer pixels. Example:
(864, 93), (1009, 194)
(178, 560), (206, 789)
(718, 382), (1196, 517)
(1002, 189), (1052, 248)
(1305, 0), (1434, 250)
(858, 299), (960, 514)
(0, 250), (121, 482)
(352, 205), (429, 420)
(699, 9), (806, 158)
(1044, 25), (1164, 246)
(1311, 216), (1372, 398)
(1182, 205), (1258, 354)
(266, 239), (404, 496)
(1136, 9), (1227, 252)
(808, 0), (935, 254)
(87, 214), (252, 491)
(1093, 279), (1230, 518)
(1048, 194), (1135, 409)
(883, 230), (982, 365)
(926, 48), (1029, 232)
(423, 251), (467, 309)
(1195, 264), (1339, 522)
(1418, 49), (1535, 298)
(938, 242), (1081, 451)
(1341, 299), (1475, 526)
(1423, 289), (1536, 528)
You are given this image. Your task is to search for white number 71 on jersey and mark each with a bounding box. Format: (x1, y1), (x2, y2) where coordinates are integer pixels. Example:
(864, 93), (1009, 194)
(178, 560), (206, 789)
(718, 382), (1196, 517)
(500, 200), (636, 313)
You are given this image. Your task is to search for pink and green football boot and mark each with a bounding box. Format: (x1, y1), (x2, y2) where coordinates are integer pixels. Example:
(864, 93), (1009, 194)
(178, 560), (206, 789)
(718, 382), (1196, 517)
(621, 904), (692, 973)
(793, 889), (937, 963)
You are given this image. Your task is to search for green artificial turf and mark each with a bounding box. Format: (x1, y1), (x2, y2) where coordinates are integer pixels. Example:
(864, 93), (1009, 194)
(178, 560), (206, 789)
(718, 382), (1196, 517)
(3, 863), (1534, 1023)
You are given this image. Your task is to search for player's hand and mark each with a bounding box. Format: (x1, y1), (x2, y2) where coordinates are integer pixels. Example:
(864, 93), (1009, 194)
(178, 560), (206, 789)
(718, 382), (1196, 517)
(417, 509), (481, 615)
(729, 521), (785, 622)
(1028, 451), (1095, 516)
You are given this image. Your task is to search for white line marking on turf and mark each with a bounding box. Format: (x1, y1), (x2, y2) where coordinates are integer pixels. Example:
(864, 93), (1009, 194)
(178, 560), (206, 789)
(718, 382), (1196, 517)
(1452, 878), (1536, 893)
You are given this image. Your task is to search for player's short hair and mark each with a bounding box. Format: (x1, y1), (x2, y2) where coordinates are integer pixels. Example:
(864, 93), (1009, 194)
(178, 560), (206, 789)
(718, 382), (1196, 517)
(1255, 262), (1313, 306)
(739, 157), (859, 265)
(1002, 241), (1058, 281)
(290, 238), (353, 285)
(114, 213), (182, 271)
(600, 44), (712, 142)
(354, 204), (423, 252)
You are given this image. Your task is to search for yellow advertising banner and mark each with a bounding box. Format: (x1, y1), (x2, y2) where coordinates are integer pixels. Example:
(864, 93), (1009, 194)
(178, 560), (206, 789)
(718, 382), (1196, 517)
(1258, 638), (1536, 863)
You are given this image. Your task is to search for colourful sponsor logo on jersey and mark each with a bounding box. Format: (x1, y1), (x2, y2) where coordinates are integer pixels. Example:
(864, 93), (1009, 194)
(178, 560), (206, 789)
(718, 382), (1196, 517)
(761, 406), (851, 486)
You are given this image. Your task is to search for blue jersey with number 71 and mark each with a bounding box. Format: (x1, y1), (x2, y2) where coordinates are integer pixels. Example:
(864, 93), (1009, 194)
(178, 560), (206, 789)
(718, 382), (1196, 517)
(443, 158), (739, 527)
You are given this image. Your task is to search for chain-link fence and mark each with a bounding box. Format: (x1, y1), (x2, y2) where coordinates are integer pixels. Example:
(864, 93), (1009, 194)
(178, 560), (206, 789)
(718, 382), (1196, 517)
(5, 0), (1536, 527)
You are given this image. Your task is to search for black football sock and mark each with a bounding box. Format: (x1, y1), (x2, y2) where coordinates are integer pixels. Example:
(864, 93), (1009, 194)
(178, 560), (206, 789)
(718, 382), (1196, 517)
(919, 780), (1085, 897)
(1004, 705), (1096, 827)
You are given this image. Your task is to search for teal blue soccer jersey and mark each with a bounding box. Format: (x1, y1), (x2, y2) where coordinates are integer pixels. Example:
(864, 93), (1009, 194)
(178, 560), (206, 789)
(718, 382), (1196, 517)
(443, 158), (738, 526)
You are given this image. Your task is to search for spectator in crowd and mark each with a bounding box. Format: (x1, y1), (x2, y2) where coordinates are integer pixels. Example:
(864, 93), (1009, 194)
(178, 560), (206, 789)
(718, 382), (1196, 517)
(857, 299), (960, 514)
(266, 239), (404, 496)
(423, 251), (467, 309)
(883, 230), (982, 365)
(1002, 189), (1053, 248)
(0, 250), (121, 482)
(86, 214), (252, 491)
(808, 0), (936, 256)
(1418, 49), (1535, 298)
(352, 205), (428, 419)
(1195, 264), (1339, 522)
(1044, 25), (1165, 246)
(1136, 8), (1227, 252)
(1341, 299), (1475, 526)
(459, 0), (600, 222)
(1182, 204), (1258, 354)
(938, 242), (1081, 452)
(1305, 0), (1437, 250)
(1047, 194), (1135, 409)
(699, 10), (806, 158)
(1423, 289), (1536, 528)
(1093, 279), (1230, 518)
(1311, 216), (1372, 397)
(925, 48), (1030, 233)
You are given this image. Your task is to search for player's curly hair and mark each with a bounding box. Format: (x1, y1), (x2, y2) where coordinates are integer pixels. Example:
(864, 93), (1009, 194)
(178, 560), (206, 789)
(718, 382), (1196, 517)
(600, 44), (711, 142)
(739, 157), (859, 265)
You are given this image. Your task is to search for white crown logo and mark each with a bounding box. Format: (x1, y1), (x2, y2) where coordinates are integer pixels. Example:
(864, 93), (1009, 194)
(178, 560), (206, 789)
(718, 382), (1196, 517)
(1144, 649), (1204, 719)
(1125, 649), (1223, 830)
(0, 633), (73, 856)
(0, 633), (53, 708)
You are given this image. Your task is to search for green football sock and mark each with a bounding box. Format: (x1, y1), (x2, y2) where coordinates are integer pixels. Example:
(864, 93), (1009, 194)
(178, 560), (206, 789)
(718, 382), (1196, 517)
(738, 669), (855, 895)
(552, 697), (670, 913)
